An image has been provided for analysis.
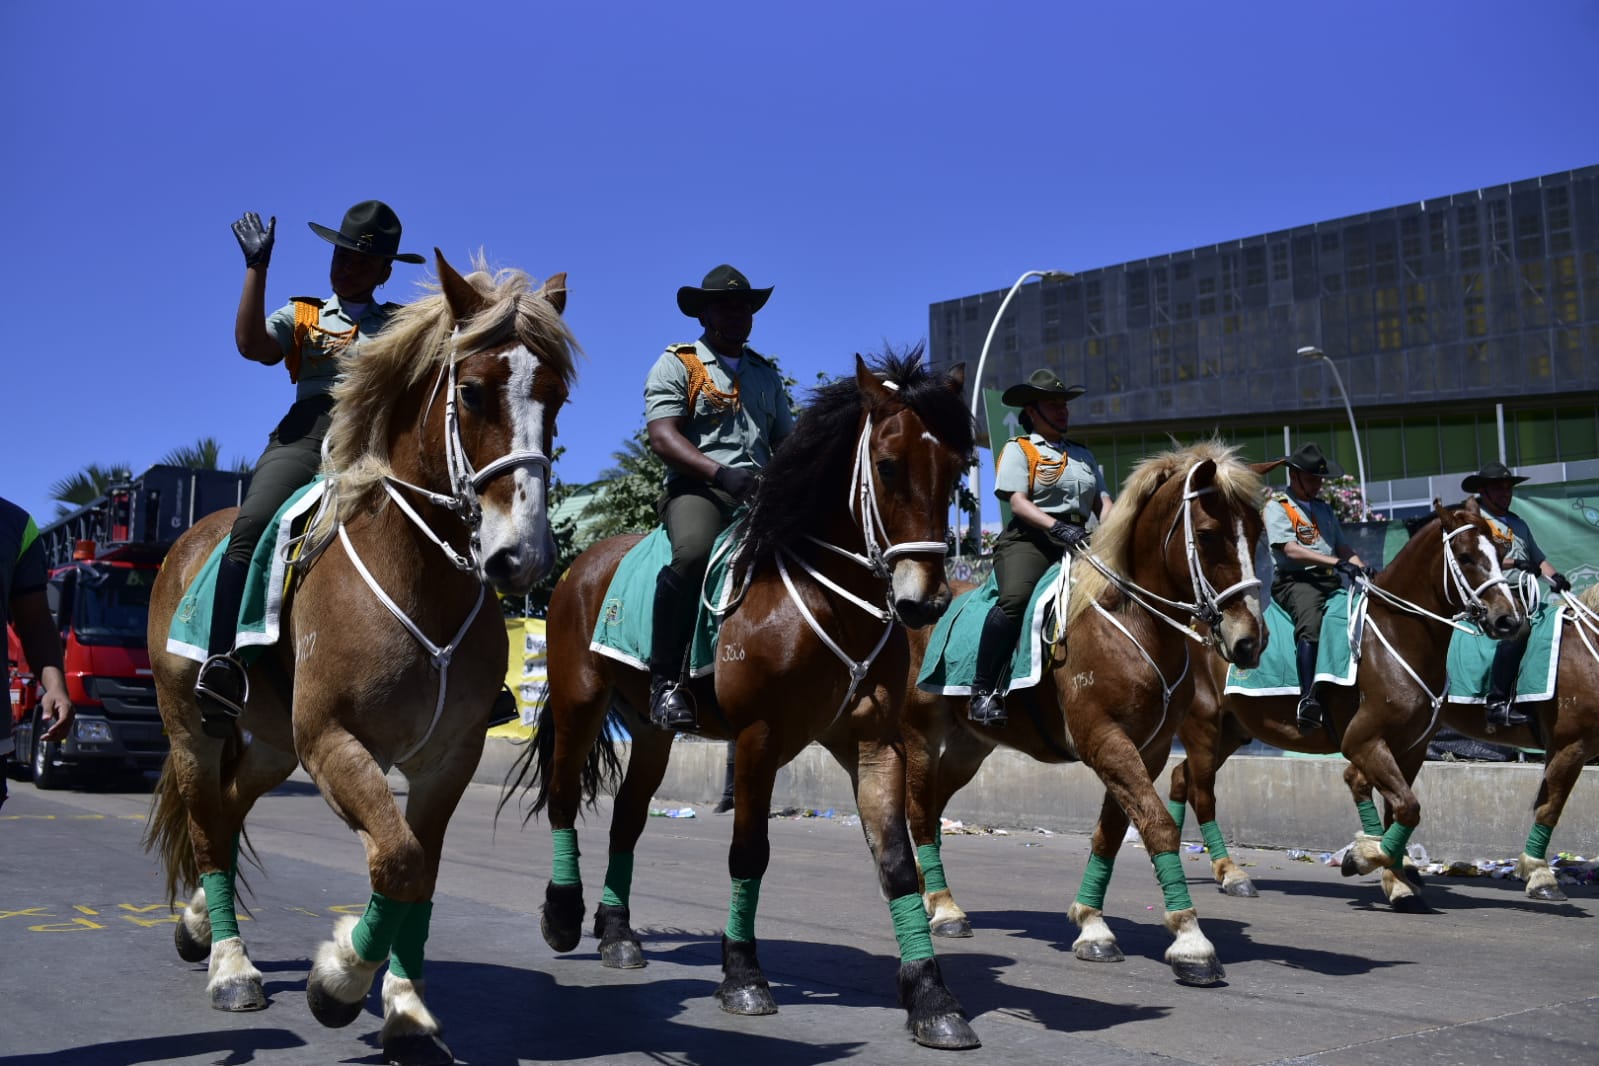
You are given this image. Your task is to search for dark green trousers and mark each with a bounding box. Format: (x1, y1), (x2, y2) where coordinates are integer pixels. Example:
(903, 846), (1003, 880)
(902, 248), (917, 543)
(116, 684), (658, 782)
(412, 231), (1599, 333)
(1271, 569), (1342, 644)
(992, 520), (1066, 621)
(225, 397), (332, 566)
(658, 479), (740, 587)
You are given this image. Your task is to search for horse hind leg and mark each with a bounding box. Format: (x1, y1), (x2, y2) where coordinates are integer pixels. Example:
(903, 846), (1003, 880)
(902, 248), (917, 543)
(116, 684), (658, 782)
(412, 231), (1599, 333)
(592, 725), (674, 970)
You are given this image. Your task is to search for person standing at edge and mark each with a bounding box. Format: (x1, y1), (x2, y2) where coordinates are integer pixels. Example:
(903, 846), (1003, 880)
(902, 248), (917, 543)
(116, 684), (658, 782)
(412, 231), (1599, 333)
(968, 369), (1114, 727)
(1, 497), (74, 804)
(1462, 461), (1572, 730)
(193, 201), (425, 736)
(642, 265), (794, 731)
(1264, 442), (1372, 735)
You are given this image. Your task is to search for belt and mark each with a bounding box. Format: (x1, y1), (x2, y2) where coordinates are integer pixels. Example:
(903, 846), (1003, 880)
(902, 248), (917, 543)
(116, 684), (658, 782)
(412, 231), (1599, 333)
(1049, 511), (1087, 525)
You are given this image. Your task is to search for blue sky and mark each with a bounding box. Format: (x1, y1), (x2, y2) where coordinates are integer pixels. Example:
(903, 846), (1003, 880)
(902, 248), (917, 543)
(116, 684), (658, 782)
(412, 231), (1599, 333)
(5, 1), (1596, 529)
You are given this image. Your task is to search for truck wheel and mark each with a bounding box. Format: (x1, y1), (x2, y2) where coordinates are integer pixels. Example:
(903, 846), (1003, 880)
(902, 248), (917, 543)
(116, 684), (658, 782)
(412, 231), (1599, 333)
(8, 719), (33, 782)
(30, 713), (69, 791)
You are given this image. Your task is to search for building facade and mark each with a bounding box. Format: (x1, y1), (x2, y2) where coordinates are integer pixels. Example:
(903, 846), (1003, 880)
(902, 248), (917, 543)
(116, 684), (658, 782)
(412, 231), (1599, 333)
(930, 166), (1599, 515)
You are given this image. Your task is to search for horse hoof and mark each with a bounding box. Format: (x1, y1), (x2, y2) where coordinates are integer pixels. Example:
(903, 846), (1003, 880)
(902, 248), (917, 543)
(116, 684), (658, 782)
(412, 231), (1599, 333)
(541, 882), (584, 953)
(1221, 878), (1259, 898)
(931, 917), (973, 938)
(1340, 851), (1360, 877)
(382, 1030), (454, 1066)
(1074, 941), (1124, 964)
(1171, 958), (1226, 986)
(306, 980), (366, 1029)
(174, 919), (211, 963)
(1390, 893), (1429, 915)
(716, 981), (778, 1016)
(600, 938), (646, 969)
(209, 978), (267, 1012)
(1528, 883), (1568, 903)
(910, 1012), (981, 1050)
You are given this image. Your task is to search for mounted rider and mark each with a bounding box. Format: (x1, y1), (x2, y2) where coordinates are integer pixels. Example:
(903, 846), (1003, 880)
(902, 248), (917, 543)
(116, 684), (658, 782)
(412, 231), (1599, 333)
(1463, 461), (1572, 730)
(193, 201), (425, 736)
(968, 369), (1115, 727)
(643, 265), (794, 731)
(1264, 442), (1373, 735)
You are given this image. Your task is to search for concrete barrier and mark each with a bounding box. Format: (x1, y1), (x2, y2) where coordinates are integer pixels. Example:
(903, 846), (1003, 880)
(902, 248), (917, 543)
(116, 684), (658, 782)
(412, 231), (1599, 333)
(477, 735), (1598, 861)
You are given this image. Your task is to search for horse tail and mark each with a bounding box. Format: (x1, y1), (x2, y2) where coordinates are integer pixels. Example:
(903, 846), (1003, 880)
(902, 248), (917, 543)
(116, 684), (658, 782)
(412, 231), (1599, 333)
(142, 732), (256, 910)
(498, 684), (624, 826)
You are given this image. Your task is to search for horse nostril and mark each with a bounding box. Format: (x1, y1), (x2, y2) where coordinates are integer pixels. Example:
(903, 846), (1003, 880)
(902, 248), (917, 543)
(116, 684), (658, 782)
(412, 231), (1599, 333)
(1232, 637), (1258, 668)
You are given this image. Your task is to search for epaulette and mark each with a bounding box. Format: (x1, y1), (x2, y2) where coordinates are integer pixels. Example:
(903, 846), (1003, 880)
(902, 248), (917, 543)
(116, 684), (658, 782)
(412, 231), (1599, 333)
(290, 296), (325, 309)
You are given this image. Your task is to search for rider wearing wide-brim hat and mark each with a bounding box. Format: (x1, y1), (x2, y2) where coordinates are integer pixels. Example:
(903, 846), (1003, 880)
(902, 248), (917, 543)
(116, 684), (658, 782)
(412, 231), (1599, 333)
(967, 369), (1115, 727)
(1263, 441), (1373, 735)
(192, 201), (425, 735)
(1462, 461), (1571, 730)
(641, 264), (794, 731)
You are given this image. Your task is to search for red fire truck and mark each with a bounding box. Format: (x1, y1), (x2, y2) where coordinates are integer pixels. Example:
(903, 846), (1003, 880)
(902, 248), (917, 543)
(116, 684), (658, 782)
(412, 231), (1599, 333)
(7, 465), (250, 789)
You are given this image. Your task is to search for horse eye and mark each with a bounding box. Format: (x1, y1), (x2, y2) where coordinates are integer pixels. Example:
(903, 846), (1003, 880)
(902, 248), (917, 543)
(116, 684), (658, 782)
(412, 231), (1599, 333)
(458, 381), (485, 412)
(876, 458), (897, 482)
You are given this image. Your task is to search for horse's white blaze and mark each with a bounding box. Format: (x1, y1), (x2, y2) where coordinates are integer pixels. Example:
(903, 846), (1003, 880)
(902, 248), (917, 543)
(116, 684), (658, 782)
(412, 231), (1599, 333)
(1233, 518), (1264, 623)
(477, 346), (554, 584)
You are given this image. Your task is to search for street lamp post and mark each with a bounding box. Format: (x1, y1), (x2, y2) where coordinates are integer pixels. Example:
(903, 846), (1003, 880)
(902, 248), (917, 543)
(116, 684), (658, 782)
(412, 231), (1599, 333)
(1298, 345), (1370, 518)
(958, 269), (1073, 559)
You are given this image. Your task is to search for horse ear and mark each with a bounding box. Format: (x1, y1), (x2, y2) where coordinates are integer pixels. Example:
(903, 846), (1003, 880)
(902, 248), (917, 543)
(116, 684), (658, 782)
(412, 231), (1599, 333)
(1251, 458), (1286, 476)
(436, 249), (486, 325)
(1191, 457), (1219, 489)
(542, 272), (568, 314)
(943, 362), (966, 395)
(855, 354), (893, 405)
(1433, 497), (1458, 529)
(1459, 494), (1481, 515)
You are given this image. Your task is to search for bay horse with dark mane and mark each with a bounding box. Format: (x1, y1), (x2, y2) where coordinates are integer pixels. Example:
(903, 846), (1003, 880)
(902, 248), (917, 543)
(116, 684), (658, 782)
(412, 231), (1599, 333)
(902, 441), (1268, 984)
(516, 353), (981, 1049)
(144, 254), (578, 1066)
(1166, 499), (1527, 912)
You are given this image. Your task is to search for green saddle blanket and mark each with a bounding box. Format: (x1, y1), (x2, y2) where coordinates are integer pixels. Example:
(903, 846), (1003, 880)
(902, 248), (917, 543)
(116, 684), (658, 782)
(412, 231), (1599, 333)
(166, 481), (326, 664)
(1224, 590), (1359, 696)
(1445, 603), (1563, 704)
(590, 524), (742, 678)
(916, 563), (1067, 696)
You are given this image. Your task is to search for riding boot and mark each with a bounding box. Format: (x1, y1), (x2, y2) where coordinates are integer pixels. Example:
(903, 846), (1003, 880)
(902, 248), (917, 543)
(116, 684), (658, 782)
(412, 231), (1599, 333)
(194, 557), (250, 738)
(648, 567), (699, 732)
(1485, 638), (1531, 731)
(969, 606), (1020, 727)
(714, 742), (736, 814)
(1294, 639), (1324, 735)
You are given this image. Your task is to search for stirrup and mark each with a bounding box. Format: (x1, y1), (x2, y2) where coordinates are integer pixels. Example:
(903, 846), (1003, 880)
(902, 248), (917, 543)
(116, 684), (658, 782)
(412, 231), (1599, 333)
(194, 654), (248, 737)
(1485, 698), (1529, 732)
(969, 690), (1008, 727)
(1295, 695), (1324, 736)
(649, 678), (698, 732)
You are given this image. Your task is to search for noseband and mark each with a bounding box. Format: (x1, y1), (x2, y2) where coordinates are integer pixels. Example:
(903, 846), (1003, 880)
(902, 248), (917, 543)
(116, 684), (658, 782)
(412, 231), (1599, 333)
(1440, 522), (1517, 628)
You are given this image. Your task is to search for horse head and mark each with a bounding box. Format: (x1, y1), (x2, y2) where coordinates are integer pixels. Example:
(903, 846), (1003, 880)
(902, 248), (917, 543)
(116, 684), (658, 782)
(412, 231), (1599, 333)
(1432, 498), (1528, 640)
(1166, 454), (1268, 668)
(852, 355), (971, 628)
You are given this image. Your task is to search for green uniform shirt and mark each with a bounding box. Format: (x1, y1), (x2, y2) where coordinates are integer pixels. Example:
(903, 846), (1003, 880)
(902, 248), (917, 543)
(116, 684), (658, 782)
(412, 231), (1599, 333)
(992, 435), (1106, 521)
(1478, 503), (1546, 569)
(265, 295), (402, 402)
(1264, 490), (1347, 572)
(643, 339), (794, 485)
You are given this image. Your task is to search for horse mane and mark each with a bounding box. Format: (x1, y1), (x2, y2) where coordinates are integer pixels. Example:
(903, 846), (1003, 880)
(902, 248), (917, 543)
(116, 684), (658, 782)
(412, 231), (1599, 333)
(319, 257), (580, 526)
(1066, 439), (1264, 626)
(737, 345), (973, 567)
(1580, 583), (1599, 611)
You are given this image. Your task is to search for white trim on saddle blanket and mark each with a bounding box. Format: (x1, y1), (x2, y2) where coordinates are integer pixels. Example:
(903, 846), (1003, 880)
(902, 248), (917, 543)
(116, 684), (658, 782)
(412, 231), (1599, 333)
(1223, 588), (1364, 697)
(915, 561), (1073, 697)
(165, 481), (328, 664)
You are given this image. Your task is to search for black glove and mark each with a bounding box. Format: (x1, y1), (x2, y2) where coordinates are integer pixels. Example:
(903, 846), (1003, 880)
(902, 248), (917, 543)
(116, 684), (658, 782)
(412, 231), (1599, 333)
(1335, 559), (1364, 582)
(712, 464), (757, 503)
(1549, 572), (1572, 593)
(1515, 557), (1541, 573)
(232, 211), (275, 269)
(1047, 520), (1088, 551)
(1361, 564), (1380, 579)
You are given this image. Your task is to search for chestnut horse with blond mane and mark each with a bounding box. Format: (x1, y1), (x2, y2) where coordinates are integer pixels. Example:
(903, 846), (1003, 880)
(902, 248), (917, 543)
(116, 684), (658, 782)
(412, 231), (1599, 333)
(144, 254), (577, 1066)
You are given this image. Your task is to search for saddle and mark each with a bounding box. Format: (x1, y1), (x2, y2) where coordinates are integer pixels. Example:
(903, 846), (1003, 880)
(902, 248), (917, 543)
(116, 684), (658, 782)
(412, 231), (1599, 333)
(916, 562), (1072, 697)
(589, 524), (743, 677)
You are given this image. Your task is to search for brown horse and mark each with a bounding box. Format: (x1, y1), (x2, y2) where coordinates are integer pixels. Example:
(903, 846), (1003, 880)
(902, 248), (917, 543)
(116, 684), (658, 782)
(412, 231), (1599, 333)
(1167, 500), (1528, 912)
(902, 441), (1268, 985)
(143, 254), (578, 1066)
(515, 353), (982, 1049)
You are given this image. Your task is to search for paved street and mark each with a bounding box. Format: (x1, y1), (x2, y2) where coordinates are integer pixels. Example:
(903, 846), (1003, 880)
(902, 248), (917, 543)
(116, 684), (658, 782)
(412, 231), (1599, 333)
(2, 765), (1595, 1066)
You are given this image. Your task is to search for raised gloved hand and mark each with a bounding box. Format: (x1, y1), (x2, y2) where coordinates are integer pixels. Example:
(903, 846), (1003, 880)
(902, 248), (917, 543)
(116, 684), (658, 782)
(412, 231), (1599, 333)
(1047, 520), (1088, 551)
(712, 464), (757, 503)
(1335, 559), (1365, 582)
(232, 212), (275, 269)
(1549, 571), (1572, 593)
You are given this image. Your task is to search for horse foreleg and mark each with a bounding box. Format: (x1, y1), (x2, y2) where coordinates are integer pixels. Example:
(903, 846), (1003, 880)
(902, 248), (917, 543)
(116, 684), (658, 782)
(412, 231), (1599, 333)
(909, 708), (993, 939)
(593, 727), (674, 969)
(1180, 711), (1256, 898)
(717, 731), (781, 1017)
(852, 719), (978, 1050)
(1517, 717), (1592, 902)
(1068, 795), (1129, 964)
(1340, 735), (1427, 913)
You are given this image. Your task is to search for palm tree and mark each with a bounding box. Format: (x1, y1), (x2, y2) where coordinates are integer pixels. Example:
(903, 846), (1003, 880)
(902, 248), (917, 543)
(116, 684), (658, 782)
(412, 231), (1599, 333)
(49, 463), (132, 515)
(161, 436), (253, 473)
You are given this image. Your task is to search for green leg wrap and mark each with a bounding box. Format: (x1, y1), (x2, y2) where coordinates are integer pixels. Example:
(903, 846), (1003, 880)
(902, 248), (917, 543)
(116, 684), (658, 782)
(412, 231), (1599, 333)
(200, 869), (239, 943)
(388, 900), (432, 981)
(349, 892), (414, 964)
(1074, 852), (1115, 910)
(1152, 851), (1195, 913)
(1356, 800), (1383, 836)
(1526, 822), (1554, 861)
(1379, 822), (1415, 868)
(551, 828), (581, 887)
(1166, 799), (1187, 833)
(1199, 820), (1230, 861)
(725, 877), (761, 943)
(889, 892), (936, 962)
(916, 842), (948, 894)
(600, 853), (634, 908)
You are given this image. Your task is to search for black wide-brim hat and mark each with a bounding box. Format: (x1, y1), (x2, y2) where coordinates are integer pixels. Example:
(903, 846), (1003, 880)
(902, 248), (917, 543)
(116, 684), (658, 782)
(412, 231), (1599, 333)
(1283, 442), (1345, 479)
(308, 200), (425, 264)
(678, 264), (773, 317)
(1462, 461), (1529, 493)
(1001, 368), (1086, 407)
